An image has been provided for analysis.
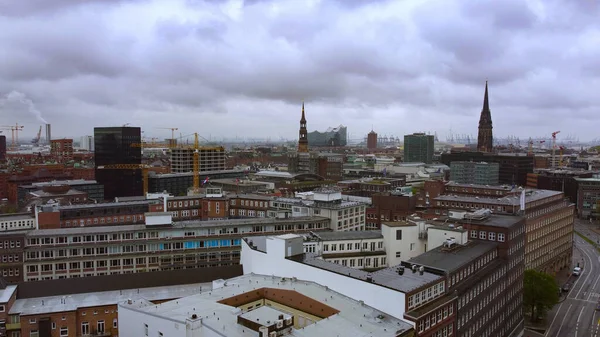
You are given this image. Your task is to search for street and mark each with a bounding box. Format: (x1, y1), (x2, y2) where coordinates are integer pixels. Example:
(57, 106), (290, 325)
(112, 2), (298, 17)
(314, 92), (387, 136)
(546, 221), (600, 337)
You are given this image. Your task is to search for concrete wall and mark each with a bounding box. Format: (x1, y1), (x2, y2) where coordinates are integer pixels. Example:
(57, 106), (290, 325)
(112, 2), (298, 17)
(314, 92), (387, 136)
(241, 237), (409, 322)
(381, 224), (425, 267)
(427, 227), (468, 251)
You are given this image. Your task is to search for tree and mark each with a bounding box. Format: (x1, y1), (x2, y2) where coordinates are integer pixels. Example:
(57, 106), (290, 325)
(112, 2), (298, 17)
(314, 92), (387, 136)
(523, 269), (559, 322)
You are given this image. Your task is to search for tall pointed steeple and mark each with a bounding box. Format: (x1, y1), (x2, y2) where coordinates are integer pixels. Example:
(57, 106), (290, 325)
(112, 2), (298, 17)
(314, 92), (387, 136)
(298, 101), (309, 153)
(479, 80), (492, 127)
(477, 80), (494, 152)
(300, 102), (306, 123)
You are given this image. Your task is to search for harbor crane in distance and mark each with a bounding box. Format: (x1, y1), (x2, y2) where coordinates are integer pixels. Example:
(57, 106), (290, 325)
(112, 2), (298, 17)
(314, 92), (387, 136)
(551, 131), (560, 168)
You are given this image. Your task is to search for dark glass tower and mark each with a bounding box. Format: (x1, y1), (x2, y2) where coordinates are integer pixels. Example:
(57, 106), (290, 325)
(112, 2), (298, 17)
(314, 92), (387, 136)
(0, 135), (6, 161)
(94, 127), (142, 200)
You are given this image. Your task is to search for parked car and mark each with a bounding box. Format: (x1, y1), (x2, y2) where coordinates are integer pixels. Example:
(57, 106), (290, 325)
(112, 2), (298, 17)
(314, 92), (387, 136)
(573, 267), (582, 276)
(562, 283), (571, 292)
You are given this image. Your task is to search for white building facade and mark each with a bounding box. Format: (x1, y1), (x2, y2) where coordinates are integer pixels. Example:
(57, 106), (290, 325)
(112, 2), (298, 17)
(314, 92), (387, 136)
(271, 189), (367, 231)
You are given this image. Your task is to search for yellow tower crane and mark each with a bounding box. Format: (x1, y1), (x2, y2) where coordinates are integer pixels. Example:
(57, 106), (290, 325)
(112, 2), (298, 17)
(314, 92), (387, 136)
(96, 164), (151, 195)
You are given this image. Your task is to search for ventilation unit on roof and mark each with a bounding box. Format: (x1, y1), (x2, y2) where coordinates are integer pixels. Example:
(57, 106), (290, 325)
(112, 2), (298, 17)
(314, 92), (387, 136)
(443, 238), (457, 248)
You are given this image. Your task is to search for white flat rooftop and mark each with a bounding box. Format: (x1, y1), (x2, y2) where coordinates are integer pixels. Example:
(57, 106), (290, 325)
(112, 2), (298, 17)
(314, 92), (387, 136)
(10, 282), (211, 316)
(121, 273), (413, 337)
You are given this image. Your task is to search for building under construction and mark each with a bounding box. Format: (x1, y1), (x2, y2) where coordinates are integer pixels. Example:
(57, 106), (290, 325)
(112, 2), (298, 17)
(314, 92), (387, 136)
(170, 147), (226, 173)
(308, 125), (347, 147)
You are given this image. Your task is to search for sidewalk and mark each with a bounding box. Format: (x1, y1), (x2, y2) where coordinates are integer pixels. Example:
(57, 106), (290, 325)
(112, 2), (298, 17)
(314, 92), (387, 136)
(555, 245), (583, 294)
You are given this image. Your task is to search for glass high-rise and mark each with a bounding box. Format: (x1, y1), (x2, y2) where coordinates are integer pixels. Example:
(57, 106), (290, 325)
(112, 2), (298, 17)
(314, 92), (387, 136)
(94, 127), (142, 200)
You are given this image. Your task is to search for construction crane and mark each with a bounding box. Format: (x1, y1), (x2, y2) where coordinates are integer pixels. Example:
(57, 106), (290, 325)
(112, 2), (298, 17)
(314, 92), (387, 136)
(559, 146), (566, 168)
(96, 164), (151, 195)
(551, 131), (560, 168)
(178, 133), (202, 192)
(176, 133), (224, 192)
(156, 127), (179, 146)
(0, 123), (24, 149)
(130, 141), (174, 149)
(31, 126), (42, 145)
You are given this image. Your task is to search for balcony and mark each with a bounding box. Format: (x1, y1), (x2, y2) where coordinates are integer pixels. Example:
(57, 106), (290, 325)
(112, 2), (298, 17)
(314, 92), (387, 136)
(6, 322), (21, 330)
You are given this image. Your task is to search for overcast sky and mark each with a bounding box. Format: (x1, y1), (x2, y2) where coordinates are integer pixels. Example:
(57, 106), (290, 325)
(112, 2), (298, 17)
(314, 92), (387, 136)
(0, 0), (599, 143)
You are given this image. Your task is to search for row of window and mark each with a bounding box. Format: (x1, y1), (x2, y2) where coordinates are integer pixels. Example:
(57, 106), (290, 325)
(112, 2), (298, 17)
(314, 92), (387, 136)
(232, 209), (266, 217)
(230, 199), (270, 208)
(459, 265), (506, 311)
(63, 214), (145, 227)
(417, 303), (454, 333)
(469, 230), (505, 242)
(323, 241), (383, 253)
(1, 267), (20, 278)
(27, 222), (326, 247)
(167, 199), (201, 208)
(0, 219), (35, 231)
(0, 240), (21, 250)
(450, 249), (499, 288)
(26, 251), (241, 273)
(407, 281), (446, 309)
(327, 255), (387, 268)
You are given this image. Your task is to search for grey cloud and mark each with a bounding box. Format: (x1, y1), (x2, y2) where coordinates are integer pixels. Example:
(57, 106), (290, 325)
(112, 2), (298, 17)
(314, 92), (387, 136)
(0, 0), (146, 17)
(0, 0), (599, 140)
(461, 0), (537, 31)
(0, 15), (133, 81)
(155, 18), (227, 42)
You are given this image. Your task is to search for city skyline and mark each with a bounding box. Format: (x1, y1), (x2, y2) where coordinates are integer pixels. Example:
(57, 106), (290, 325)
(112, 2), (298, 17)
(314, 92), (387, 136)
(1, 0), (599, 140)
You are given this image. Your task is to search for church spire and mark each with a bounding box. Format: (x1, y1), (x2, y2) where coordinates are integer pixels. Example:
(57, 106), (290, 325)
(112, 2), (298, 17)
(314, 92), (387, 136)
(298, 101), (308, 153)
(479, 80), (492, 127)
(477, 80), (493, 153)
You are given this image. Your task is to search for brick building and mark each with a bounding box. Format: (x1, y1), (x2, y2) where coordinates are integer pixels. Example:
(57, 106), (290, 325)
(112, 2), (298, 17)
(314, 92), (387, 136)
(431, 186), (573, 274)
(366, 193), (416, 229)
(0, 282), (17, 336)
(527, 169), (597, 204)
(50, 139), (74, 162)
(338, 177), (405, 197)
(575, 176), (600, 219)
(0, 231), (25, 284)
(7, 282), (212, 337)
(407, 212), (525, 336)
(228, 194), (273, 218)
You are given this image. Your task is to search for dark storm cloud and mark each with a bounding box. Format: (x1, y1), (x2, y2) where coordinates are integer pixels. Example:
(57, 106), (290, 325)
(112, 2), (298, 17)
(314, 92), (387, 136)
(0, 0), (598, 140)
(0, 0), (147, 17)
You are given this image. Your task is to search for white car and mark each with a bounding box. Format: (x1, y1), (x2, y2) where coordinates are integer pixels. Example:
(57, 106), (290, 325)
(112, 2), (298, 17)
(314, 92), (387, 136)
(573, 267), (582, 276)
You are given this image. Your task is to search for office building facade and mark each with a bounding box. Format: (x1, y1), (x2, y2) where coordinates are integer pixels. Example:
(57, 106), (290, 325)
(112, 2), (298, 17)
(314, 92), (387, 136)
(450, 161), (499, 185)
(404, 133), (434, 164)
(94, 127), (142, 200)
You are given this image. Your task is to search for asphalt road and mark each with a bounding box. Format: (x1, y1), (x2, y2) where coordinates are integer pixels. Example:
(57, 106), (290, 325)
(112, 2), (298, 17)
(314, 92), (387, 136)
(546, 221), (600, 337)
